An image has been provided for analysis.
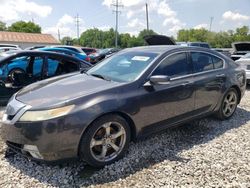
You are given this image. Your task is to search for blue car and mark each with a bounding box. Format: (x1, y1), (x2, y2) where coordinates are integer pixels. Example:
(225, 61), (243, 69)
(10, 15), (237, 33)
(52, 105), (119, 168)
(38, 47), (90, 62)
(0, 51), (91, 104)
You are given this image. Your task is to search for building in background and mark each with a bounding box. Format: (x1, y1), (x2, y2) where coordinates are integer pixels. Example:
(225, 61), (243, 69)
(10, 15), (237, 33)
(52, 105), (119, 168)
(0, 31), (60, 49)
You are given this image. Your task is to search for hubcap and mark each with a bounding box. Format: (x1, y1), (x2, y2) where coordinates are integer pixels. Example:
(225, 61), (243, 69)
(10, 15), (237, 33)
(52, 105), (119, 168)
(90, 122), (126, 162)
(222, 91), (237, 117)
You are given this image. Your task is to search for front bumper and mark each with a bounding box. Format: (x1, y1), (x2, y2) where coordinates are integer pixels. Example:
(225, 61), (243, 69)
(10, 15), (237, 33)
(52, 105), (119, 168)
(0, 98), (86, 162)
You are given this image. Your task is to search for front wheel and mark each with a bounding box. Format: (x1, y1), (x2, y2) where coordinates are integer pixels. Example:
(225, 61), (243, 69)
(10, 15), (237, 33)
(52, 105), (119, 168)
(216, 88), (239, 120)
(79, 115), (131, 167)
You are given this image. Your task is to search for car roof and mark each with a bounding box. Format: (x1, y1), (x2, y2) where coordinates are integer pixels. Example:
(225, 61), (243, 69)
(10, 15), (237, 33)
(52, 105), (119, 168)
(39, 47), (79, 54)
(0, 50), (89, 64)
(122, 45), (210, 54)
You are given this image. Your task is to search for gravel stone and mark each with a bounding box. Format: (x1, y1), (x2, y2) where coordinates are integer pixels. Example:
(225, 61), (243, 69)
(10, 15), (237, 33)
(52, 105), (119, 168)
(0, 89), (250, 187)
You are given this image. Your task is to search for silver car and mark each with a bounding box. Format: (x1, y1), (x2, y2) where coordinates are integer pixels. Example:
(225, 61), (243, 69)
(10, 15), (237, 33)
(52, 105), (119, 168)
(236, 53), (250, 83)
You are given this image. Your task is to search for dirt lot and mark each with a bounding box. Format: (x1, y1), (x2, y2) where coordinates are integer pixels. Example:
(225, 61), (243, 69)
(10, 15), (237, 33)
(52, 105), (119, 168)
(0, 89), (250, 187)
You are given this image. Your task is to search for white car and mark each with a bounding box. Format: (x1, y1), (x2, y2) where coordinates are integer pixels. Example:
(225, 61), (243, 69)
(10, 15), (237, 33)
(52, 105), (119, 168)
(236, 53), (250, 84)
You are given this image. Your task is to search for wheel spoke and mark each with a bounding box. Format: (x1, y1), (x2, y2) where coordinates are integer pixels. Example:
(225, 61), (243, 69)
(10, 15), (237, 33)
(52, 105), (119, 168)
(103, 122), (111, 136)
(100, 145), (108, 158)
(111, 129), (124, 139)
(110, 142), (120, 151)
(90, 138), (103, 148)
(229, 101), (236, 105)
(229, 93), (234, 102)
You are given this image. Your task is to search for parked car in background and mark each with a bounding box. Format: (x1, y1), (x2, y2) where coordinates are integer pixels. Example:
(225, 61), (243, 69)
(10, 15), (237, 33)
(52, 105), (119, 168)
(0, 51), (91, 104)
(0, 44), (21, 49)
(231, 42), (250, 61)
(144, 35), (176, 45)
(0, 45), (246, 167)
(236, 53), (250, 84)
(25, 46), (46, 50)
(177, 42), (211, 48)
(50, 45), (85, 54)
(0, 47), (19, 54)
(81, 47), (97, 55)
(38, 47), (90, 62)
(212, 48), (232, 57)
(88, 48), (119, 64)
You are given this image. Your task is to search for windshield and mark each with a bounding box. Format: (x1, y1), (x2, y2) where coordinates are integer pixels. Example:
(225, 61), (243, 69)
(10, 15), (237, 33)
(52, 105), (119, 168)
(87, 51), (158, 82)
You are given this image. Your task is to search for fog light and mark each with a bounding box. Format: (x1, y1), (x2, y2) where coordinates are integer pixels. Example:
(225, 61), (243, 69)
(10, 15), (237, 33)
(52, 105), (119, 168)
(23, 145), (44, 159)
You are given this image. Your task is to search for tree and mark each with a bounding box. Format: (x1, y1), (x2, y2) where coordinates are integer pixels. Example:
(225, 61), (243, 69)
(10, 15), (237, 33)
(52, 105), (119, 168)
(61, 36), (73, 45)
(8, 21), (41, 33)
(0, 21), (7, 31)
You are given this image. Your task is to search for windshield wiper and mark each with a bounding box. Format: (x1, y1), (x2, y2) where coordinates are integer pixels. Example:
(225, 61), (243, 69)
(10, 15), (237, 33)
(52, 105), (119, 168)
(90, 73), (111, 81)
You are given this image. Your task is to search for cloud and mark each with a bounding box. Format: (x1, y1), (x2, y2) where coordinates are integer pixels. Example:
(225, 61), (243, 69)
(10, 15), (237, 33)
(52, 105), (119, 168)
(222, 11), (250, 21)
(43, 14), (85, 39)
(193, 23), (208, 29)
(0, 0), (52, 22)
(127, 18), (145, 28)
(157, 1), (176, 17)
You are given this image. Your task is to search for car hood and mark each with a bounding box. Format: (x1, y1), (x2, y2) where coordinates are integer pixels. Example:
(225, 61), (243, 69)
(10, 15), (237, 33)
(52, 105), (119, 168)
(16, 73), (121, 108)
(232, 42), (250, 52)
(144, 35), (176, 45)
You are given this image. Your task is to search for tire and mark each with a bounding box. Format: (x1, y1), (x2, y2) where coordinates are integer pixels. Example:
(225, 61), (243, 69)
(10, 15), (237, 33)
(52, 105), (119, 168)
(8, 68), (25, 82)
(216, 88), (239, 120)
(79, 114), (131, 167)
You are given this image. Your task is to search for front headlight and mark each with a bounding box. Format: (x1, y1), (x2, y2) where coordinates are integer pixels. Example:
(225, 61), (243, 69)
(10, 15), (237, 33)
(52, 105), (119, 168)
(19, 105), (75, 122)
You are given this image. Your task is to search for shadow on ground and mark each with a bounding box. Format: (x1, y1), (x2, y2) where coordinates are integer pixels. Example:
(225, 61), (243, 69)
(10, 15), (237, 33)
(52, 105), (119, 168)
(5, 107), (250, 187)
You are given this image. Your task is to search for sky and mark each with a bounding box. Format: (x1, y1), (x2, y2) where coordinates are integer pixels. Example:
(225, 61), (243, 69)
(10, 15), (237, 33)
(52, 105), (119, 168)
(0, 0), (249, 39)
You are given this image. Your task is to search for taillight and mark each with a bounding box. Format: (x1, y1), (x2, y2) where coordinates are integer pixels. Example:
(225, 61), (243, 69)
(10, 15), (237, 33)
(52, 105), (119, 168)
(86, 57), (90, 62)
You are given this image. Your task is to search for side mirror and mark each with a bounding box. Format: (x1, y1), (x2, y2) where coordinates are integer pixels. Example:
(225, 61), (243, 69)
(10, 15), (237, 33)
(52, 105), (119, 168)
(149, 75), (170, 85)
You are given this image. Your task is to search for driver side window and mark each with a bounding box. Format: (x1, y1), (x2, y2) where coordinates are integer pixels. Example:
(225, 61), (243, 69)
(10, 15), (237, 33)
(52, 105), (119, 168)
(152, 52), (191, 78)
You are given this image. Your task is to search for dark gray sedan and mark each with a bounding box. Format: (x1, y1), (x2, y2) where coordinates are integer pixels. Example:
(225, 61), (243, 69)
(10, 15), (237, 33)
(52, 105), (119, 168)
(0, 46), (246, 167)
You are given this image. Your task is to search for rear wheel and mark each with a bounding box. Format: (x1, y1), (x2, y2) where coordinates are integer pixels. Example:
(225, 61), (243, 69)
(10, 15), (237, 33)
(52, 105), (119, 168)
(8, 68), (25, 82)
(216, 88), (239, 120)
(79, 115), (131, 167)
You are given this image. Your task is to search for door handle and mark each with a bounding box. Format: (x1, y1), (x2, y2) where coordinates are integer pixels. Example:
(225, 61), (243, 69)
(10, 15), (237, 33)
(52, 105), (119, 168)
(181, 81), (194, 87)
(216, 74), (226, 78)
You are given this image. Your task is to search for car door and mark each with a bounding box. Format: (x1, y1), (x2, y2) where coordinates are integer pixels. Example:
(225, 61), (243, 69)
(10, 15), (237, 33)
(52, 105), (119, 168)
(137, 52), (195, 129)
(43, 55), (80, 79)
(190, 51), (226, 114)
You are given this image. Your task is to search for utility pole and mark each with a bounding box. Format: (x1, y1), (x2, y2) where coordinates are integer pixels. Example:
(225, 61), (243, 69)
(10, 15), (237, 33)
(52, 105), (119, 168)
(75, 14), (80, 45)
(111, 0), (123, 48)
(57, 29), (61, 41)
(209, 17), (214, 32)
(146, 3), (149, 31)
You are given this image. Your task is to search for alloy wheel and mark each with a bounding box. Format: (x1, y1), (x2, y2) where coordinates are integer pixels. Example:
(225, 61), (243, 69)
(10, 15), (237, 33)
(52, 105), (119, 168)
(90, 122), (126, 162)
(222, 91), (237, 117)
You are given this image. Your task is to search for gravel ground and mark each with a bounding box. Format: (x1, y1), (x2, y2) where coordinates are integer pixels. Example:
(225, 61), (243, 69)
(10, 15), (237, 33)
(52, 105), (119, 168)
(0, 90), (250, 188)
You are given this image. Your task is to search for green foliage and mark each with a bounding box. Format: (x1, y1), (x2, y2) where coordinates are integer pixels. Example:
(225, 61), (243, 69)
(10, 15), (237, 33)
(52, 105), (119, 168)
(8, 21), (41, 33)
(0, 21), (7, 31)
(61, 36), (73, 45)
(177, 26), (250, 48)
(79, 28), (158, 48)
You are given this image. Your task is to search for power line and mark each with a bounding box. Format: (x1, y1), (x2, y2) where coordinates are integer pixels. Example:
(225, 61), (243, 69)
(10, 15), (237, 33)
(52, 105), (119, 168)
(111, 0), (123, 48)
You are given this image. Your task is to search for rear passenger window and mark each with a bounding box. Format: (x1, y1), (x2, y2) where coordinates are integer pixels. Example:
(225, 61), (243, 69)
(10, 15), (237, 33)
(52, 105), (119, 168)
(191, 52), (223, 73)
(153, 52), (191, 77)
(213, 56), (223, 69)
